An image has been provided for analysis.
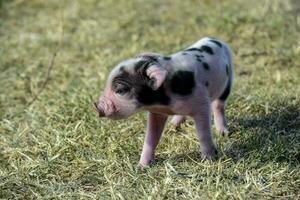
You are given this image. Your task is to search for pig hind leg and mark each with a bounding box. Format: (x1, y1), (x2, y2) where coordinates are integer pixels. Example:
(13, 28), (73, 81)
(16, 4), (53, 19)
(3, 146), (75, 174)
(171, 115), (186, 128)
(212, 82), (231, 135)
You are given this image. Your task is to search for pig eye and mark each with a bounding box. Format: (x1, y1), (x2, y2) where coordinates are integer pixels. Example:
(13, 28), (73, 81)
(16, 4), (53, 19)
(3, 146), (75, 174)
(115, 84), (130, 95)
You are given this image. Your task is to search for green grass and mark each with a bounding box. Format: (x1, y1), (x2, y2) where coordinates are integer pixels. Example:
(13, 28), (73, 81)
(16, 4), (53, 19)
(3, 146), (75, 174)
(0, 0), (299, 199)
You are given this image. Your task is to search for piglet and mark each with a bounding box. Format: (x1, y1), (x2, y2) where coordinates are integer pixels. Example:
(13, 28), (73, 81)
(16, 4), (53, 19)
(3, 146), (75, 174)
(95, 37), (233, 167)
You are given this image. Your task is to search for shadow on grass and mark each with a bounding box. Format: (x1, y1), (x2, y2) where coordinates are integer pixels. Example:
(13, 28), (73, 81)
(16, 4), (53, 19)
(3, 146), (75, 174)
(155, 151), (202, 166)
(155, 103), (300, 166)
(227, 103), (300, 165)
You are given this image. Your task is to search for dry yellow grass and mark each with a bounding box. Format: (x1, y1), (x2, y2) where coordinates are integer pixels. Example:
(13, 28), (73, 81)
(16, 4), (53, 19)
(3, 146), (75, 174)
(0, 0), (299, 199)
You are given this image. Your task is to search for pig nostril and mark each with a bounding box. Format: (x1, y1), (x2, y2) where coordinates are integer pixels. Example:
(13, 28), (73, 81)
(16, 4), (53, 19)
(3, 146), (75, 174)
(93, 102), (105, 117)
(98, 110), (105, 117)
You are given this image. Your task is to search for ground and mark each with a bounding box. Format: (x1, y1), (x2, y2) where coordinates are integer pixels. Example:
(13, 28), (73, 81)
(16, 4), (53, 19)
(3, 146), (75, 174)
(0, 0), (299, 199)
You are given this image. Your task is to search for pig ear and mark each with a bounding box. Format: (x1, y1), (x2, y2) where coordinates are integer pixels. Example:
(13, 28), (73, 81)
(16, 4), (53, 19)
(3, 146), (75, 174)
(146, 65), (167, 90)
(136, 52), (167, 90)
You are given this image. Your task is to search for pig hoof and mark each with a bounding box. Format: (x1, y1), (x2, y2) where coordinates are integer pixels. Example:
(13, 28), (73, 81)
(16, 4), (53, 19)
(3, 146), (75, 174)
(137, 163), (148, 169)
(138, 159), (154, 168)
(217, 127), (229, 136)
(201, 147), (218, 161)
(137, 162), (152, 169)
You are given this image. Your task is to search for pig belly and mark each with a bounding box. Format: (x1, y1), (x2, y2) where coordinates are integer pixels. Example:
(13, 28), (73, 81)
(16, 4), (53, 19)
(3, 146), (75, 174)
(147, 106), (175, 115)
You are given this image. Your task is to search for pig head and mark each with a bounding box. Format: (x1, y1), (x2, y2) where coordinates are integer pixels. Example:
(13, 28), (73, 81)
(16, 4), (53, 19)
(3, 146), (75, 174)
(94, 54), (168, 119)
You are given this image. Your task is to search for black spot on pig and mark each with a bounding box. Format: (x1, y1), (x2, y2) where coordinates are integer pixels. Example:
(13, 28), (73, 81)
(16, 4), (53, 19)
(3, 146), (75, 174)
(182, 52), (188, 55)
(195, 55), (202, 62)
(209, 39), (222, 47)
(170, 70), (195, 95)
(219, 80), (231, 101)
(205, 81), (209, 87)
(112, 68), (170, 106)
(202, 62), (210, 70)
(136, 85), (170, 105)
(163, 56), (172, 60)
(185, 48), (203, 53)
(200, 45), (214, 55)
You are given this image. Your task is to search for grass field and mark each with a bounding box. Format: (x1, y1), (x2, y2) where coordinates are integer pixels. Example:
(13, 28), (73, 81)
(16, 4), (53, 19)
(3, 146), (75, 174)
(0, 0), (300, 199)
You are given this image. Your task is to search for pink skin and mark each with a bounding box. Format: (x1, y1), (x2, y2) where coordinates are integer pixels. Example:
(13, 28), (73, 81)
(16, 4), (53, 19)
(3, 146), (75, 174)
(94, 96), (116, 117)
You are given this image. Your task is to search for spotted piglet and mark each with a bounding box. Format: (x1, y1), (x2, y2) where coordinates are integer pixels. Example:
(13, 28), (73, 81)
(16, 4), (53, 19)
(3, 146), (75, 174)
(94, 37), (233, 167)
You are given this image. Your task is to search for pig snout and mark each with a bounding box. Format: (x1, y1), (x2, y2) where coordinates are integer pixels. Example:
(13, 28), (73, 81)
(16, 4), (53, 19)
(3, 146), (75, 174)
(94, 97), (116, 117)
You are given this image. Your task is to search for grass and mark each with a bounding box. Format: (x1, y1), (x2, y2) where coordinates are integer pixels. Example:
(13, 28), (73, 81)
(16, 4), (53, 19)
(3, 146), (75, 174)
(0, 0), (299, 199)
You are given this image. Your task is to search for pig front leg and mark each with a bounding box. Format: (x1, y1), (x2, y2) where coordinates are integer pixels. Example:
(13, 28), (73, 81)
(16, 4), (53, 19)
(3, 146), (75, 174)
(139, 112), (168, 167)
(193, 102), (218, 160)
